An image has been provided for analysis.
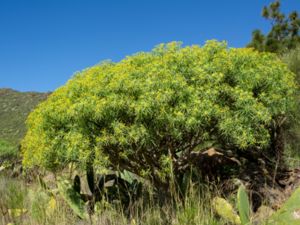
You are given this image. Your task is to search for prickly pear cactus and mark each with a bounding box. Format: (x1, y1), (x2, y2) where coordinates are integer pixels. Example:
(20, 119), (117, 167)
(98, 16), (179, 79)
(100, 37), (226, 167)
(237, 185), (251, 225)
(212, 197), (241, 225)
(57, 178), (88, 219)
(267, 186), (300, 225)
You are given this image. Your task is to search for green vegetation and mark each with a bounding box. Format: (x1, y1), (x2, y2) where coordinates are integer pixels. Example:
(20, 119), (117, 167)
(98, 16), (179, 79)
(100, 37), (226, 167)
(212, 184), (251, 225)
(0, 174), (225, 225)
(248, 1), (300, 53)
(281, 45), (300, 163)
(213, 184), (300, 225)
(248, 0), (300, 168)
(0, 175), (79, 225)
(213, 196), (241, 224)
(0, 88), (48, 145)
(0, 88), (48, 164)
(0, 139), (18, 159)
(0, 1), (299, 224)
(236, 185), (250, 225)
(282, 44), (300, 82)
(22, 41), (296, 197)
(57, 178), (88, 219)
(268, 186), (300, 224)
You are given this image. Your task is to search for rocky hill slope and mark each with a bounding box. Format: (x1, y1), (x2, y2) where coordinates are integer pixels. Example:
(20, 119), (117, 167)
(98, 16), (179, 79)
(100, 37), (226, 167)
(0, 88), (49, 146)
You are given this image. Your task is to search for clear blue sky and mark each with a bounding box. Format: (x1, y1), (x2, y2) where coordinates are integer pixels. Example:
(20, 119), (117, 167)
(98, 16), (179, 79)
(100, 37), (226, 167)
(0, 0), (299, 92)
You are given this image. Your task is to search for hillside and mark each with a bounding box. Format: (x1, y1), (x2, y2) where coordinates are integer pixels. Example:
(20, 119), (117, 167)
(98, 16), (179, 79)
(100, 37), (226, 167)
(0, 88), (49, 146)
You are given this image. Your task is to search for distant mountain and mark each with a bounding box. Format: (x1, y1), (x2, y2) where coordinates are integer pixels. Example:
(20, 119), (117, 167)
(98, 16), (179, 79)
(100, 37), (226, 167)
(0, 88), (50, 145)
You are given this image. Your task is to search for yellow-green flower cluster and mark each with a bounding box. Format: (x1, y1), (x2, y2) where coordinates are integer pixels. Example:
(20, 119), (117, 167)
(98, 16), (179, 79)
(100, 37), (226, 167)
(22, 41), (296, 181)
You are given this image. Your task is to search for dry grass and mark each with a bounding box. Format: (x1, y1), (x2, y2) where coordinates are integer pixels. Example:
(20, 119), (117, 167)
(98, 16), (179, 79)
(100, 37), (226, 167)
(0, 174), (227, 225)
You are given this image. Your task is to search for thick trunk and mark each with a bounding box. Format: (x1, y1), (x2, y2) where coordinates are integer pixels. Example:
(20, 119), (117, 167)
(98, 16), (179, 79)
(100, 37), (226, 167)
(270, 122), (286, 169)
(86, 161), (95, 194)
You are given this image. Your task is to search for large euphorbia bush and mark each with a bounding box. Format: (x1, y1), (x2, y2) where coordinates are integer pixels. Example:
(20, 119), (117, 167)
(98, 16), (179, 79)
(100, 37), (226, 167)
(22, 41), (296, 188)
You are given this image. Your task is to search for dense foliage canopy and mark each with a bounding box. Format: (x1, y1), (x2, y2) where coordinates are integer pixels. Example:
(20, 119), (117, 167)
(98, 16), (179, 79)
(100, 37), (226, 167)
(22, 41), (296, 185)
(281, 45), (300, 154)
